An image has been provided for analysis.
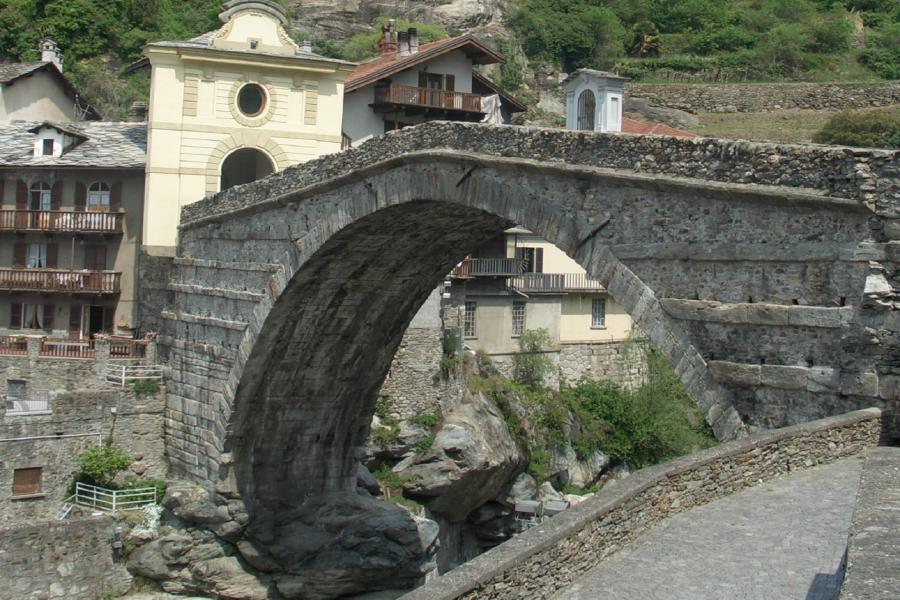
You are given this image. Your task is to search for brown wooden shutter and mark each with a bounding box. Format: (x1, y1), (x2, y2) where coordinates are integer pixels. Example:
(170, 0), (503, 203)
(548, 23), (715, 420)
(16, 180), (28, 210)
(46, 243), (58, 268)
(110, 182), (122, 211)
(13, 243), (26, 268)
(445, 74), (455, 91)
(0, 178), (5, 207)
(43, 304), (55, 331)
(12, 467), (42, 496)
(69, 304), (82, 340)
(418, 72), (427, 87)
(103, 307), (115, 333)
(84, 245), (106, 271)
(75, 182), (86, 211)
(10, 302), (22, 329)
(535, 248), (544, 273)
(50, 181), (62, 210)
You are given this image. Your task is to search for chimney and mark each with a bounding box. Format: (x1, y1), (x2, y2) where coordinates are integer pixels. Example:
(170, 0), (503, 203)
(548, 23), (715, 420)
(378, 19), (398, 56)
(300, 40), (313, 53)
(398, 31), (410, 57)
(40, 39), (63, 73)
(128, 101), (148, 122)
(408, 28), (419, 54)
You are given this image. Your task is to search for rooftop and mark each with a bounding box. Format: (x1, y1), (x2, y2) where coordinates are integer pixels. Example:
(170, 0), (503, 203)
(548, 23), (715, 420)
(0, 121), (147, 169)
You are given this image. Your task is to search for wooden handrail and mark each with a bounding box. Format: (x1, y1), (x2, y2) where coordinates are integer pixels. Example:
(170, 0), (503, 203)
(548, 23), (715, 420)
(0, 210), (123, 233)
(375, 84), (484, 113)
(0, 269), (121, 293)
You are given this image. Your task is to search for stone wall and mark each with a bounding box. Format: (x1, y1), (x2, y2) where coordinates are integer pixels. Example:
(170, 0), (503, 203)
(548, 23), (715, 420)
(558, 338), (649, 390)
(0, 387), (167, 527)
(0, 515), (132, 600)
(398, 408), (885, 600)
(626, 81), (900, 114)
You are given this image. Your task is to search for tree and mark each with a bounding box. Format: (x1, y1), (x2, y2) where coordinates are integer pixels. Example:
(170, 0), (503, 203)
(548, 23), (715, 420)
(627, 21), (662, 57)
(77, 443), (132, 487)
(513, 329), (555, 390)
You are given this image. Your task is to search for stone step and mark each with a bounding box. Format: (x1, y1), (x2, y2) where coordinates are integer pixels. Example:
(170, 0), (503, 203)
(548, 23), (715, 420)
(160, 309), (248, 349)
(167, 283), (266, 323)
(660, 298), (853, 328)
(707, 360), (882, 397)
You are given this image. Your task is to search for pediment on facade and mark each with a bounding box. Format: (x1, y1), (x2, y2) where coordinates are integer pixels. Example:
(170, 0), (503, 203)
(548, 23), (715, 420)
(211, 0), (299, 57)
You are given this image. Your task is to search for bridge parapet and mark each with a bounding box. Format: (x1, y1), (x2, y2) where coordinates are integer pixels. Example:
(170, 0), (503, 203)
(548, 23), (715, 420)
(181, 121), (899, 228)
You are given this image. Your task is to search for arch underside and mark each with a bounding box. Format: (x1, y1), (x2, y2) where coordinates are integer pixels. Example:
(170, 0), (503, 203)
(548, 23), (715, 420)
(162, 152), (889, 569)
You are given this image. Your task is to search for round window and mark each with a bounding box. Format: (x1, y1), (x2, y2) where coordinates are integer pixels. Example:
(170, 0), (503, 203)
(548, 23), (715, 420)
(237, 84), (266, 117)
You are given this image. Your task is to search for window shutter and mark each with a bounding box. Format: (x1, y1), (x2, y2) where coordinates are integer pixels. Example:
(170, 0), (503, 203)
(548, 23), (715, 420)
(43, 304), (55, 331)
(0, 178), (5, 207)
(16, 180), (27, 210)
(13, 243), (26, 268)
(75, 182), (86, 211)
(419, 72), (428, 87)
(10, 302), (22, 329)
(46, 243), (58, 268)
(535, 248), (544, 273)
(103, 307), (115, 333)
(50, 181), (62, 210)
(69, 304), (82, 340)
(85, 245), (106, 271)
(445, 74), (455, 91)
(110, 182), (122, 211)
(12, 468), (42, 496)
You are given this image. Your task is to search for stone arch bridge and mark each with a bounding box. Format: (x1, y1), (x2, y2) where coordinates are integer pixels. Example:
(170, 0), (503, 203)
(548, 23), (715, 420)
(154, 122), (898, 591)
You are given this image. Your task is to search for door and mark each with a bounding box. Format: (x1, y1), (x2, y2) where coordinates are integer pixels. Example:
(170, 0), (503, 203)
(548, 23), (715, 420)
(88, 305), (105, 336)
(69, 304), (83, 340)
(426, 73), (443, 107)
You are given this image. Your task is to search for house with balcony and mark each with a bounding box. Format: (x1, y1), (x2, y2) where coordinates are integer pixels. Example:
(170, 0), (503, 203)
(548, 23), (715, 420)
(342, 21), (526, 146)
(0, 120), (146, 339)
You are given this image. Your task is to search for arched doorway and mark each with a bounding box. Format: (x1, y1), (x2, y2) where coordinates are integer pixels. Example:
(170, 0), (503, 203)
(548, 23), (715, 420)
(576, 89), (596, 131)
(220, 147), (275, 191)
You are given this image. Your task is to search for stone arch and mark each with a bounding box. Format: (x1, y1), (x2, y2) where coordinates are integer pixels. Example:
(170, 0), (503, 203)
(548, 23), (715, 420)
(205, 132), (289, 194)
(220, 147), (276, 192)
(577, 89), (596, 131)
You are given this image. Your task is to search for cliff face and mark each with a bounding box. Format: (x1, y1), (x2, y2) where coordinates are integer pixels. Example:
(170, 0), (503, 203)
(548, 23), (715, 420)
(287, 0), (505, 42)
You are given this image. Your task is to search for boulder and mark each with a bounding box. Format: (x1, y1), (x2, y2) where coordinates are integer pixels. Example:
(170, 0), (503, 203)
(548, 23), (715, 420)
(396, 391), (526, 521)
(364, 420), (431, 465)
(625, 96), (700, 129)
(547, 444), (610, 489)
(357, 463), (382, 496)
(537, 481), (563, 503)
(190, 557), (272, 600)
(495, 472), (538, 507)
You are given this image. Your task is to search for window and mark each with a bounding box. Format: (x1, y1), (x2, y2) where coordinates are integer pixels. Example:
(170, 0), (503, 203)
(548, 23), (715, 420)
(42, 139), (54, 155)
(83, 245), (107, 271)
(12, 467), (42, 497)
(23, 304), (48, 330)
(7, 380), (26, 401)
(237, 83), (266, 117)
(26, 244), (47, 269)
(29, 181), (51, 211)
(577, 90), (596, 131)
(592, 297), (606, 328)
(87, 182), (110, 211)
(464, 301), (477, 337)
(516, 247), (543, 273)
(249, 39), (259, 50)
(512, 301), (526, 336)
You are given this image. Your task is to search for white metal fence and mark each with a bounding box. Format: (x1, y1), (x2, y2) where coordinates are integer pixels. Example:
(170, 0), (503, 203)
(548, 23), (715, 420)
(73, 482), (157, 512)
(106, 364), (163, 387)
(4, 391), (51, 414)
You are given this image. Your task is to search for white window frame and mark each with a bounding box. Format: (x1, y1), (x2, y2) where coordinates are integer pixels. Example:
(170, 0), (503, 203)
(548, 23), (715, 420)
(464, 301), (477, 338)
(26, 243), (47, 269)
(512, 301), (526, 337)
(591, 297), (606, 329)
(87, 182), (110, 211)
(30, 181), (52, 211)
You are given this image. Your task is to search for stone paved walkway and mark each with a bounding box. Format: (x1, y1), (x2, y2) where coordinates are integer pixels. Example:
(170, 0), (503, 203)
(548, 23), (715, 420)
(554, 457), (865, 600)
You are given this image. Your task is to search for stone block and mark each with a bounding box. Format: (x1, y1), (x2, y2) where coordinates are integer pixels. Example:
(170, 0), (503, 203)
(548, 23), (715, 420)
(787, 307), (848, 329)
(708, 361), (761, 387)
(760, 365), (808, 390)
(879, 375), (899, 401)
(807, 367), (840, 393)
(841, 372), (880, 397)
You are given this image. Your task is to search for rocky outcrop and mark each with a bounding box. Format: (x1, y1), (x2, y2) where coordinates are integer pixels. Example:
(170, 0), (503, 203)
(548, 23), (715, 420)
(128, 482), (440, 600)
(289, 0), (505, 44)
(396, 390), (526, 522)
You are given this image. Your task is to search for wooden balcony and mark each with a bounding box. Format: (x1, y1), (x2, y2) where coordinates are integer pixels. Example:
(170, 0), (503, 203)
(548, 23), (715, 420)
(374, 84), (485, 115)
(510, 273), (605, 293)
(0, 210), (123, 234)
(0, 269), (121, 294)
(452, 258), (525, 279)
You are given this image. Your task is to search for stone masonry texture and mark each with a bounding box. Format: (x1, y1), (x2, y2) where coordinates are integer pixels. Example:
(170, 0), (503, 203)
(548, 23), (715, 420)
(157, 123), (897, 545)
(398, 408), (884, 600)
(626, 81), (900, 114)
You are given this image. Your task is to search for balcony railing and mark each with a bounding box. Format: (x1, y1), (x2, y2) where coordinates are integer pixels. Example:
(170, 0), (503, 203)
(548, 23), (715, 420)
(452, 258), (525, 279)
(0, 210), (123, 233)
(0, 335), (28, 355)
(510, 273), (605, 293)
(40, 339), (96, 358)
(0, 336), (151, 359)
(0, 269), (121, 294)
(374, 84), (484, 114)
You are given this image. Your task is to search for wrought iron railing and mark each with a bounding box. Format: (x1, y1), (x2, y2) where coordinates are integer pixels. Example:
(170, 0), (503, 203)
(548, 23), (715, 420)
(451, 258), (525, 278)
(0, 269), (121, 293)
(374, 84), (484, 113)
(510, 273), (605, 293)
(0, 210), (123, 233)
(5, 391), (51, 414)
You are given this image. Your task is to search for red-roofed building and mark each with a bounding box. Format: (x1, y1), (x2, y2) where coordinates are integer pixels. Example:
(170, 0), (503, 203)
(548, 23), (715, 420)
(342, 21), (526, 146)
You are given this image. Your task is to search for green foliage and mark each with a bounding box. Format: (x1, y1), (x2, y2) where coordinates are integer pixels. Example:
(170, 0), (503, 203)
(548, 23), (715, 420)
(812, 108), (900, 148)
(626, 21), (662, 58)
(76, 443), (132, 487)
(858, 22), (900, 78)
(131, 377), (160, 396)
(494, 37), (525, 91)
(410, 412), (441, 430)
(372, 464), (407, 490)
(342, 17), (448, 61)
(513, 328), (555, 390)
(414, 435), (435, 454)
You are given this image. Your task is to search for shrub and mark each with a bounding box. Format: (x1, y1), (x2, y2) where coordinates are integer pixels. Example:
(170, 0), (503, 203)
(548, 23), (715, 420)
(132, 378), (160, 396)
(76, 443), (132, 487)
(342, 17), (448, 61)
(513, 329), (555, 390)
(626, 21), (662, 58)
(813, 109), (900, 149)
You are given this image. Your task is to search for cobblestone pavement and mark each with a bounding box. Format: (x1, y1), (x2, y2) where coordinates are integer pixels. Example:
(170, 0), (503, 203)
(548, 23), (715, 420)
(555, 457), (865, 600)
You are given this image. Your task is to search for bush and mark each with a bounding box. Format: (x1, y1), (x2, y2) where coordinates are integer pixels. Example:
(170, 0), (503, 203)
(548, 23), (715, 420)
(132, 378), (160, 396)
(626, 21), (662, 58)
(76, 443), (132, 487)
(342, 17), (448, 61)
(813, 109), (900, 148)
(688, 25), (756, 54)
(513, 329), (555, 390)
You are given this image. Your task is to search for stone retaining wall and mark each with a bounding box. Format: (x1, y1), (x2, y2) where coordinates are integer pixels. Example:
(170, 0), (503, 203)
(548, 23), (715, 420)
(840, 446), (900, 599)
(558, 339), (649, 390)
(0, 515), (132, 600)
(399, 408), (884, 600)
(626, 81), (900, 114)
